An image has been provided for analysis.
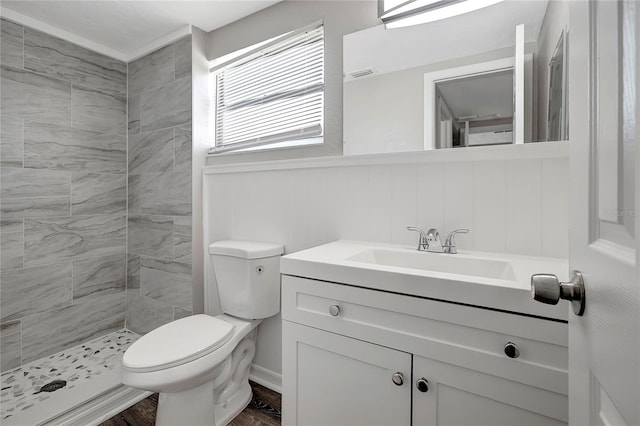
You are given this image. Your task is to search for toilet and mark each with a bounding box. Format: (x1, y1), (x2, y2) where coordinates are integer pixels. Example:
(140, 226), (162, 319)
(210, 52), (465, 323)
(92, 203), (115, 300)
(121, 240), (284, 426)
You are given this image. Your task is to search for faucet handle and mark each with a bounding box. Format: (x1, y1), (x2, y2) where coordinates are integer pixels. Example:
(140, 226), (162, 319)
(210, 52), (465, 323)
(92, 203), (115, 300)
(444, 229), (469, 254)
(406, 226), (428, 251)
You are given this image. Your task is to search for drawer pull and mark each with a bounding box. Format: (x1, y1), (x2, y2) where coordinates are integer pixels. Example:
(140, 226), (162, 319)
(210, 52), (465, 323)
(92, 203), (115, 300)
(392, 372), (404, 386)
(329, 305), (341, 317)
(416, 378), (429, 393)
(504, 342), (520, 359)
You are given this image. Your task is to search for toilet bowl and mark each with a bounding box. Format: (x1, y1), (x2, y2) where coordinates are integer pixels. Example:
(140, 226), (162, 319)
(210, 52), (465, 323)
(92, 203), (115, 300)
(121, 240), (283, 426)
(122, 314), (260, 426)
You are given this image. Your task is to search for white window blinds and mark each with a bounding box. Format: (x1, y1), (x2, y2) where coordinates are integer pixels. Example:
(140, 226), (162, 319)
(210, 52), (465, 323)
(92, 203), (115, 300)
(211, 23), (324, 153)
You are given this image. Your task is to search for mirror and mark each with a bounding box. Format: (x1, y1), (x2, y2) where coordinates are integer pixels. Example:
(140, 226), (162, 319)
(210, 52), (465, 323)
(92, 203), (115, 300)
(547, 29), (568, 141)
(343, 0), (569, 155)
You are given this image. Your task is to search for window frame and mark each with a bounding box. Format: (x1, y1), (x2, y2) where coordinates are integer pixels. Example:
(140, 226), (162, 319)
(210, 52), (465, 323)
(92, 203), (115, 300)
(209, 21), (325, 155)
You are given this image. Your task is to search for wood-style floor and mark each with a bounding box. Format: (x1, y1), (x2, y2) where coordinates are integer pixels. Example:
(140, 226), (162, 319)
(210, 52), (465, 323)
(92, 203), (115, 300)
(99, 381), (281, 426)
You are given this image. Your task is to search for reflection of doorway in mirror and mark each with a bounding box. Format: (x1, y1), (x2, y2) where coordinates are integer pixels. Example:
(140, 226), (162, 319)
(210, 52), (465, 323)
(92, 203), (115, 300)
(547, 30), (568, 141)
(435, 68), (515, 148)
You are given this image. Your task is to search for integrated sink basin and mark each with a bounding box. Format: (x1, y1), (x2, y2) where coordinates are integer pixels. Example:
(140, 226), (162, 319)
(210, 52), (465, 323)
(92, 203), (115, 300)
(346, 248), (516, 280)
(280, 240), (570, 321)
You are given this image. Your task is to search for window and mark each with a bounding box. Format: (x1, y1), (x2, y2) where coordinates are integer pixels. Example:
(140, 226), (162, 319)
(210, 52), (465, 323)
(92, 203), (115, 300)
(210, 22), (324, 154)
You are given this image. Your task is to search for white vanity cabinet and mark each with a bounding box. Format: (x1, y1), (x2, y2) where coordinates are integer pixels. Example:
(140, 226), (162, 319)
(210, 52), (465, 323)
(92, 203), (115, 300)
(281, 275), (568, 426)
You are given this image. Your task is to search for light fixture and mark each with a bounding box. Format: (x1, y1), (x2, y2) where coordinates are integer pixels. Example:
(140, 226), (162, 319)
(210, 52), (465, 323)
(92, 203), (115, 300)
(380, 0), (505, 29)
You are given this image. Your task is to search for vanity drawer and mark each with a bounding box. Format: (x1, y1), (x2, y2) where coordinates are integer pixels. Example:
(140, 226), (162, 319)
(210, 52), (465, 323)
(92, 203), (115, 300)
(281, 275), (568, 395)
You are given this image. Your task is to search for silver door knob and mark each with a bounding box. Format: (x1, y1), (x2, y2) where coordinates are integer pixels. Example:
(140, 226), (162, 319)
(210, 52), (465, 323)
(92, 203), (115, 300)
(392, 372), (404, 386)
(531, 270), (585, 316)
(329, 305), (341, 317)
(416, 378), (429, 393)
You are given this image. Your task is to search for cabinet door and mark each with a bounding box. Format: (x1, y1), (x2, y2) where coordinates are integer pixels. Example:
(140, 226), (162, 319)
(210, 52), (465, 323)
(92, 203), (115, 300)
(412, 355), (567, 426)
(282, 321), (411, 426)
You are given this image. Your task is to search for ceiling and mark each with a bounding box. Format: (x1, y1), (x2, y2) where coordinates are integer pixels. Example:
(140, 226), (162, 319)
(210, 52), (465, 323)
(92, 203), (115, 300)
(0, 1), (281, 61)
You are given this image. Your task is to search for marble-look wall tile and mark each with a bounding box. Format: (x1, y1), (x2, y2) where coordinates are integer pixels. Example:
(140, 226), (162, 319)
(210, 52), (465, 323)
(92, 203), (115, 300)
(71, 85), (126, 136)
(2, 158), (71, 196)
(1, 168), (71, 219)
(128, 44), (174, 96)
(173, 307), (192, 320)
(1, 19), (23, 69)
(1, 65), (71, 125)
(128, 95), (140, 135)
(0, 219), (23, 233)
(126, 291), (173, 334)
(174, 232), (192, 263)
(24, 27), (126, 96)
(128, 215), (173, 258)
(128, 128), (174, 173)
(24, 122), (126, 173)
(173, 216), (192, 235)
(128, 174), (141, 214)
(1, 231), (23, 271)
(127, 254), (140, 289)
(1, 196), (70, 219)
(22, 310), (124, 363)
(140, 78), (191, 133)
(0, 262), (72, 321)
(24, 214), (126, 267)
(174, 36), (192, 81)
(174, 125), (192, 171)
(71, 172), (126, 215)
(73, 254), (126, 300)
(138, 171), (192, 216)
(1, 117), (23, 168)
(0, 320), (21, 372)
(140, 258), (192, 310)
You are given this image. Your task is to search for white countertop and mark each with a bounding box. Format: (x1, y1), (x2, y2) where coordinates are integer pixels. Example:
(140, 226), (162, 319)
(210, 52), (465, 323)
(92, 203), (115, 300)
(281, 240), (569, 321)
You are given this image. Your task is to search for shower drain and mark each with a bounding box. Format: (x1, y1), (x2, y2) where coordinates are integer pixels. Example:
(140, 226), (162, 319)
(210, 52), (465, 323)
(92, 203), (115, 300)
(34, 379), (67, 395)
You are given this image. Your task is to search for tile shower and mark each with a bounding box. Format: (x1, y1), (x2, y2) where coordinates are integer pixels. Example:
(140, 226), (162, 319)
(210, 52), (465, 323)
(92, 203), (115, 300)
(0, 17), (193, 422)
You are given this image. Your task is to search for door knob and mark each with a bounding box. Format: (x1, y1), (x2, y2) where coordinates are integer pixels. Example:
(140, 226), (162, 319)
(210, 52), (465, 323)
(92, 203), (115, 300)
(531, 270), (585, 316)
(416, 378), (429, 393)
(329, 305), (341, 317)
(392, 372), (404, 386)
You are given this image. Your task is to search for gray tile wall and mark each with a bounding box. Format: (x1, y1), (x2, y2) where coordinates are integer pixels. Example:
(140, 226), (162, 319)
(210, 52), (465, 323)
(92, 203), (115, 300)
(125, 36), (193, 334)
(0, 19), (127, 370)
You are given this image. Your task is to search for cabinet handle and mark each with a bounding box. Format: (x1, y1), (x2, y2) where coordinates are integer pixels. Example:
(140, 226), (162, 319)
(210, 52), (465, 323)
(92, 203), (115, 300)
(329, 305), (341, 317)
(416, 378), (429, 393)
(392, 372), (404, 386)
(504, 342), (520, 359)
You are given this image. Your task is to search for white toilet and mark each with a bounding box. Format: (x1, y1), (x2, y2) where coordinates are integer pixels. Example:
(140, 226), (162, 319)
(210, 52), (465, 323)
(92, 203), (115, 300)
(121, 240), (284, 426)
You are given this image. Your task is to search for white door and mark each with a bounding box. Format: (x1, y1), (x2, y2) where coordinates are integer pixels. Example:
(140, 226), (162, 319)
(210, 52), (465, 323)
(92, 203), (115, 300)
(281, 321), (411, 426)
(565, 1), (639, 425)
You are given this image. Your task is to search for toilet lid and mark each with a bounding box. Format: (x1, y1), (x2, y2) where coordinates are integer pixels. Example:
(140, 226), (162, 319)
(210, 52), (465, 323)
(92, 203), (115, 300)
(122, 315), (234, 372)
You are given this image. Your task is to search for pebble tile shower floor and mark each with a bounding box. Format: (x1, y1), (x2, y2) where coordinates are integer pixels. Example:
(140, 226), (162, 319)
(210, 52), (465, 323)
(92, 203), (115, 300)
(1, 329), (139, 422)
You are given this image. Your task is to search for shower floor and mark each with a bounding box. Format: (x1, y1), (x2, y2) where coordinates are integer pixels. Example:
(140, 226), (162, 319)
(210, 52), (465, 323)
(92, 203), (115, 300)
(1, 329), (146, 425)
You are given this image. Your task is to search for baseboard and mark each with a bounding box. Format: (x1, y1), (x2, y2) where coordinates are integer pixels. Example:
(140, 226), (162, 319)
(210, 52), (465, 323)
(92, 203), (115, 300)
(249, 364), (282, 394)
(47, 386), (151, 426)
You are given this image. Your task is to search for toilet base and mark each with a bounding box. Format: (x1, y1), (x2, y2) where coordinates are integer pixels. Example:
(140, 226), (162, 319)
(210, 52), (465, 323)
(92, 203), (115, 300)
(154, 327), (258, 426)
(157, 380), (216, 426)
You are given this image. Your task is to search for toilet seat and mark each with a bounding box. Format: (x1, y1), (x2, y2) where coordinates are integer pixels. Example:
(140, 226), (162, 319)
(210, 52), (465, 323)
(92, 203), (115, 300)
(123, 314), (234, 373)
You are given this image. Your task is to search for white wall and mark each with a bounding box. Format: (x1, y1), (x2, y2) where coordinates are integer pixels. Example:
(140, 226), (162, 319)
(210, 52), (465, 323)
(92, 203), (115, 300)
(203, 143), (569, 382)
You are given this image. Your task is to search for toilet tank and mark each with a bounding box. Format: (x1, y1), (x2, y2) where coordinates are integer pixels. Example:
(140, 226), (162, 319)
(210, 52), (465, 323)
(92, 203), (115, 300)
(209, 240), (284, 319)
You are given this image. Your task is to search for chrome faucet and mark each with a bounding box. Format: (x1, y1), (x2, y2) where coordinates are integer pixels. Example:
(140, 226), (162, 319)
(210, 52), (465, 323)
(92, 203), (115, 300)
(407, 227), (468, 254)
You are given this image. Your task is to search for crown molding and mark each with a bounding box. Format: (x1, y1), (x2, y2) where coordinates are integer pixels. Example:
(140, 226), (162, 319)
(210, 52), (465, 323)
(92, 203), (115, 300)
(0, 7), (192, 63)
